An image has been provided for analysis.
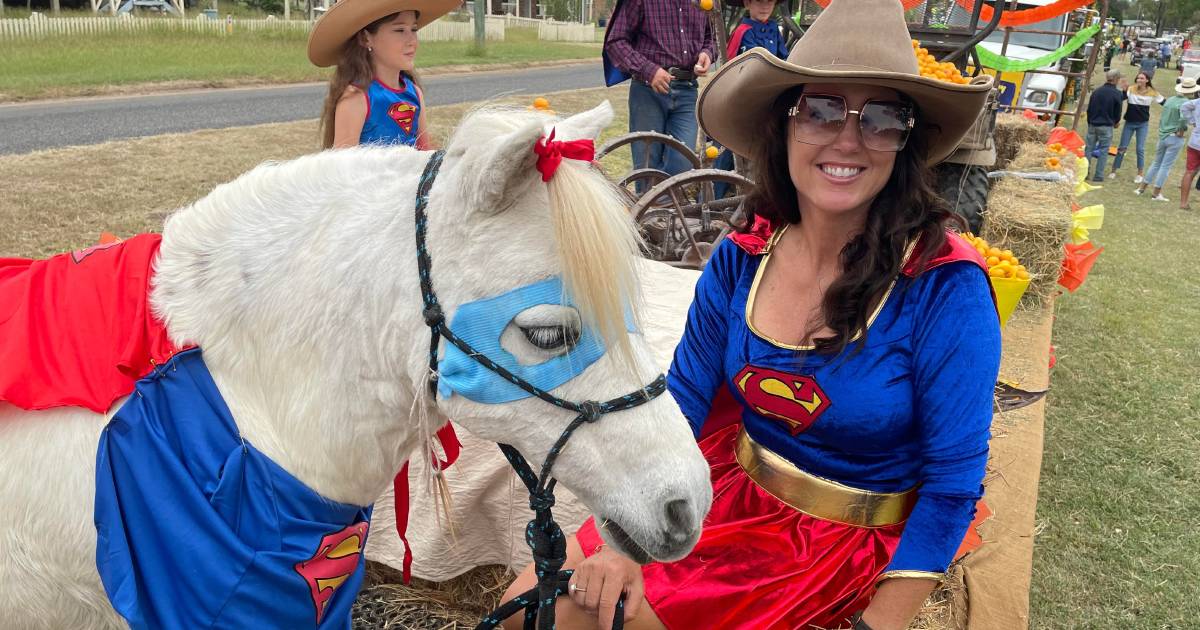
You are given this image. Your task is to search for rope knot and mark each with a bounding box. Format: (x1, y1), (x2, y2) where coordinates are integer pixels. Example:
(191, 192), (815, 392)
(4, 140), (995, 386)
(579, 400), (604, 423)
(422, 304), (444, 328)
(528, 492), (556, 513)
(533, 128), (596, 182)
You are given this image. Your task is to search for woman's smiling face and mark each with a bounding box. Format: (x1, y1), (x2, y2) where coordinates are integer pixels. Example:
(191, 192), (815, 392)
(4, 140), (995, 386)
(786, 83), (903, 221)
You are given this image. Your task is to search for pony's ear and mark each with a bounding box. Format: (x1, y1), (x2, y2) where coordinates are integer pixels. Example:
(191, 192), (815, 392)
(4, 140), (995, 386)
(454, 119), (544, 215)
(555, 100), (615, 142)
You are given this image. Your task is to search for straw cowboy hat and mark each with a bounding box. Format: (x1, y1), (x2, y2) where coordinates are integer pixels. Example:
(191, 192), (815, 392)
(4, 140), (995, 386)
(307, 0), (462, 67)
(1177, 77), (1200, 95)
(698, 0), (994, 164)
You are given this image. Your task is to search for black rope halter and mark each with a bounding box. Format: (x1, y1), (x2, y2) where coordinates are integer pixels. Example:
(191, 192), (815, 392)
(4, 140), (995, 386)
(412, 151), (665, 630)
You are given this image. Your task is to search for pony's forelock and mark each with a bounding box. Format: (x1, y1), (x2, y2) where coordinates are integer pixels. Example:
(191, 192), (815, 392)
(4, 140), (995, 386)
(546, 158), (646, 383)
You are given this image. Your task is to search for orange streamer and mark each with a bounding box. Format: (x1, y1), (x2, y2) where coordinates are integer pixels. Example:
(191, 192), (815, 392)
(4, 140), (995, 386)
(813, 0), (925, 9)
(953, 0), (1095, 28)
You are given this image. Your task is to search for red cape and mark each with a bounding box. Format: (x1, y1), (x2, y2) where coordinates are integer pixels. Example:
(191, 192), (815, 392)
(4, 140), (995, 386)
(0, 234), (183, 413)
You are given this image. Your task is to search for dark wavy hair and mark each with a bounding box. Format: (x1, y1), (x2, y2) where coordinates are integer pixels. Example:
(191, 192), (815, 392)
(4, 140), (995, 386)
(740, 85), (959, 356)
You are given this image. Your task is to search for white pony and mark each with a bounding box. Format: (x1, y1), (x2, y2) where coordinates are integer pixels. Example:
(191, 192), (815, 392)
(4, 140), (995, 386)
(0, 102), (711, 629)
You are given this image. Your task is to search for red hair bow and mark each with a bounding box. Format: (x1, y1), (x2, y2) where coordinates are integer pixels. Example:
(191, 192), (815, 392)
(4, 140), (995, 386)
(533, 129), (595, 182)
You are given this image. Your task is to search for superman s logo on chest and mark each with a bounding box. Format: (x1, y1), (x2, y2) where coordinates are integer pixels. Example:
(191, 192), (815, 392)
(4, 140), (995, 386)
(734, 365), (831, 435)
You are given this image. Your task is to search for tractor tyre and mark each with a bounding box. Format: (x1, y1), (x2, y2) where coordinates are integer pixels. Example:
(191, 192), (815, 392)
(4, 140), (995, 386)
(936, 163), (990, 234)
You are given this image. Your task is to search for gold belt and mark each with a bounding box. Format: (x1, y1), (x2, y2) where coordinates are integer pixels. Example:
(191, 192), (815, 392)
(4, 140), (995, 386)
(734, 429), (917, 528)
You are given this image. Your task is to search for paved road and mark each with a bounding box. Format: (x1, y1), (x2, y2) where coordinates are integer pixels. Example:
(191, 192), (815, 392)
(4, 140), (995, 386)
(0, 62), (604, 156)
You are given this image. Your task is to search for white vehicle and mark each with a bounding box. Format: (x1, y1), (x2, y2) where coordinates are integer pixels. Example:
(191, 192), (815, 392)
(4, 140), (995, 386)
(977, 4), (1073, 113)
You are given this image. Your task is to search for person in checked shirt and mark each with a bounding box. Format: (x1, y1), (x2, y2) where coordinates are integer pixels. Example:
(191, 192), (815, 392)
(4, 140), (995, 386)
(602, 0), (716, 182)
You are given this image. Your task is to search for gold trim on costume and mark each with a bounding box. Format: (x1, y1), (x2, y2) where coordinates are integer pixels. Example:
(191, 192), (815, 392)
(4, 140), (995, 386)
(744, 226), (918, 351)
(876, 570), (947, 583)
(734, 429), (916, 528)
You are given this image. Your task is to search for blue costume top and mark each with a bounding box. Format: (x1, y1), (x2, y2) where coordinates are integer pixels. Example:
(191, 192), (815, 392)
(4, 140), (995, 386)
(667, 232), (1001, 576)
(359, 76), (421, 146)
(726, 17), (789, 60)
(94, 348), (372, 629)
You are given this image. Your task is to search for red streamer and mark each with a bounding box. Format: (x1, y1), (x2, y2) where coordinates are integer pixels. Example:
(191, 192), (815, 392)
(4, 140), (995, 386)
(1059, 241), (1104, 292)
(953, 0), (1095, 28)
(813, 0), (924, 9)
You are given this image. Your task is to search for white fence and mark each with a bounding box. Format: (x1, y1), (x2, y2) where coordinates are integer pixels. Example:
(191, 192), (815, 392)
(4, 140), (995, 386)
(0, 15), (505, 41)
(537, 20), (598, 42)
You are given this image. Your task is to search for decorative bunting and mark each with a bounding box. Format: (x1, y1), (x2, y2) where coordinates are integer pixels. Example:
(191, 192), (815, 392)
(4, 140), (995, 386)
(955, 0), (1095, 27)
(1059, 241), (1104, 292)
(976, 24), (1101, 72)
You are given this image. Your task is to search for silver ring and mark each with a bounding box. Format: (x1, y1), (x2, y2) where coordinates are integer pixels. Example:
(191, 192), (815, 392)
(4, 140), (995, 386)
(569, 583), (586, 594)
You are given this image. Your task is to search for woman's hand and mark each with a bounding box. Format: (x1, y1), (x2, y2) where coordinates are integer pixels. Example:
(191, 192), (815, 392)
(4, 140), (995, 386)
(567, 546), (645, 629)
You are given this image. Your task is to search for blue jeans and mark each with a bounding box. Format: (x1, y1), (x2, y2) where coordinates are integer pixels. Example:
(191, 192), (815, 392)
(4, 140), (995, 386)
(1085, 124), (1114, 181)
(1144, 133), (1186, 189)
(1111, 121), (1150, 172)
(628, 80), (699, 183)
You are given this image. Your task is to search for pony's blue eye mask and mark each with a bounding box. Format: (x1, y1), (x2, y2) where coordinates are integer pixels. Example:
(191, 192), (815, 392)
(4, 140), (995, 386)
(437, 276), (638, 404)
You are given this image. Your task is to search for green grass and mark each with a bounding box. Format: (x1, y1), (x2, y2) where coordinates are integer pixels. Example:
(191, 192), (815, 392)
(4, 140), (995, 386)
(1029, 61), (1200, 628)
(0, 26), (600, 100)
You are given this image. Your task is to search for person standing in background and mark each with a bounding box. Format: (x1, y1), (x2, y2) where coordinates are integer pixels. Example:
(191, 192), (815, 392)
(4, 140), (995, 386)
(1135, 77), (1198, 202)
(1084, 70), (1127, 183)
(603, 0), (716, 182)
(1108, 72), (1164, 183)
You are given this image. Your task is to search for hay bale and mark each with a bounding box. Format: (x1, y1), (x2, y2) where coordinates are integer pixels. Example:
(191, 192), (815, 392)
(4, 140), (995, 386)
(353, 562), (512, 629)
(1005, 141), (1058, 173)
(981, 145), (1073, 307)
(912, 563), (969, 630)
(993, 114), (1049, 169)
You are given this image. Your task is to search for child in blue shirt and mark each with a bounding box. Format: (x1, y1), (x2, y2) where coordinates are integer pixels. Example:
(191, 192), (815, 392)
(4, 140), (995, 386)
(714, 0), (790, 197)
(726, 0), (789, 60)
(308, 0), (457, 149)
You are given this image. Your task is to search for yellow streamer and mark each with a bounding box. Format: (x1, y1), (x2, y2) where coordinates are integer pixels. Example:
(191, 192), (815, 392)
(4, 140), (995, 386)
(1071, 204), (1104, 244)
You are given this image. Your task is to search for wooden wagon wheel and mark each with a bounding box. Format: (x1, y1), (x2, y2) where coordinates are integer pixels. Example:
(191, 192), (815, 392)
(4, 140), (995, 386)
(596, 131), (705, 203)
(629, 169), (755, 269)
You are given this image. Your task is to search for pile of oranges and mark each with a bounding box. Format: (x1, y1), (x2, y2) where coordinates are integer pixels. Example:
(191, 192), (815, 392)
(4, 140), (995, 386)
(913, 40), (970, 85)
(961, 233), (1031, 280)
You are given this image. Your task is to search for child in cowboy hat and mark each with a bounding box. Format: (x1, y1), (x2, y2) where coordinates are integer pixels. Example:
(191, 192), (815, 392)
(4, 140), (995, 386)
(308, 0), (459, 149)
(503, 1), (999, 629)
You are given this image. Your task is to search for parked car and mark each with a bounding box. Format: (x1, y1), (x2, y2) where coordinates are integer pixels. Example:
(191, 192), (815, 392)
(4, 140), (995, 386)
(1178, 47), (1200, 70)
(1178, 49), (1200, 83)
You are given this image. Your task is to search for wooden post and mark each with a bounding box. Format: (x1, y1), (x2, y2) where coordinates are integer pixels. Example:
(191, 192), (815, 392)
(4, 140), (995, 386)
(473, 0), (485, 49)
(284, 0), (290, 20)
(51, 0), (60, 15)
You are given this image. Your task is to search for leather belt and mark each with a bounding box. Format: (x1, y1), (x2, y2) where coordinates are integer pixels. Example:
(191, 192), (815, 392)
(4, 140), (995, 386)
(667, 66), (697, 82)
(734, 429), (917, 528)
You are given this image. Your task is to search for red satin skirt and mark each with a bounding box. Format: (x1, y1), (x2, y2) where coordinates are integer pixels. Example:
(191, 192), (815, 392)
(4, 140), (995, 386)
(576, 424), (904, 630)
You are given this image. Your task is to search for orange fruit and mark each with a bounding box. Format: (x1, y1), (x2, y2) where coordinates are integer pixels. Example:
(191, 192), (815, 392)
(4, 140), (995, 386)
(986, 255), (1000, 266)
(988, 267), (1006, 278)
(1016, 269), (1030, 280)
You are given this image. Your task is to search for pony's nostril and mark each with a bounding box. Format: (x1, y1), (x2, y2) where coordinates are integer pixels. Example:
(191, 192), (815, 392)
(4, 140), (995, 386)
(664, 498), (693, 539)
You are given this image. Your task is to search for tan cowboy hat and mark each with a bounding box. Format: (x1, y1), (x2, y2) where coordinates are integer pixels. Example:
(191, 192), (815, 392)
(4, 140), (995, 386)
(307, 0), (462, 67)
(1177, 77), (1200, 95)
(698, 0), (994, 164)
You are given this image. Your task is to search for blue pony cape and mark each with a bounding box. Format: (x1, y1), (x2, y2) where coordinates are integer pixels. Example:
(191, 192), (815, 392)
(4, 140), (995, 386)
(95, 348), (371, 629)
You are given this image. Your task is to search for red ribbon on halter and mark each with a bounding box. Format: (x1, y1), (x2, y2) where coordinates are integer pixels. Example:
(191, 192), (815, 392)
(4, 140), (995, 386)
(533, 129), (595, 182)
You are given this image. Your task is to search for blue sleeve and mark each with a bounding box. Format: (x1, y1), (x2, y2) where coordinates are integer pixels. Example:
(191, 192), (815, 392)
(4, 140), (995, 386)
(884, 263), (1001, 576)
(667, 239), (741, 436)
